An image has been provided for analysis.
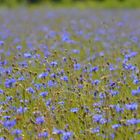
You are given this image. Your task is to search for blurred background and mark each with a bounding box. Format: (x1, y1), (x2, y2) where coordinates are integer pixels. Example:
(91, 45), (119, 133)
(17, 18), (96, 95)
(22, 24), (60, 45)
(0, 0), (140, 8)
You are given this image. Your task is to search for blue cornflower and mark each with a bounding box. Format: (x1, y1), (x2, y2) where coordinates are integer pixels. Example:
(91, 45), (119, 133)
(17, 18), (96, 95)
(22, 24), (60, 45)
(0, 89), (4, 94)
(23, 52), (32, 58)
(26, 87), (35, 94)
(99, 92), (106, 99)
(91, 80), (100, 85)
(36, 116), (45, 125)
(74, 63), (81, 70)
(58, 101), (64, 105)
(47, 80), (57, 87)
(16, 45), (22, 50)
(3, 116), (11, 120)
(132, 89), (140, 96)
(17, 106), (27, 114)
(12, 129), (22, 135)
(70, 108), (79, 113)
(0, 137), (5, 140)
(126, 118), (138, 125)
(90, 127), (100, 134)
(0, 40), (4, 46)
(46, 99), (51, 107)
(3, 119), (16, 129)
(110, 90), (119, 96)
(90, 66), (99, 72)
(50, 61), (57, 67)
(38, 131), (48, 138)
(34, 83), (43, 90)
(72, 49), (80, 54)
(112, 124), (121, 129)
(61, 132), (73, 140)
(61, 76), (68, 82)
(5, 78), (16, 88)
(38, 72), (48, 79)
(18, 76), (25, 81)
(125, 102), (138, 111)
(93, 114), (102, 123)
(52, 128), (64, 134)
(114, 104), (124, 113)
(40, 91), (48, 98)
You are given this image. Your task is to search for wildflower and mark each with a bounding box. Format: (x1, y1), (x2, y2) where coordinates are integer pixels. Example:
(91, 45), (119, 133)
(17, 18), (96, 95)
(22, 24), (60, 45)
(16, 45), (22, 50)
(90, 66), (99, 72)
(3, 119), (16, 129)
(40, 91), (48, 98)
(12, 129), (22, 135)
(74, 63), (81, 70)
(125, 102), (138, 111)
(110, 90), (119, 96)
(132, 89), (140, 96)
(18, 76), (25, 81)
(23, 52), (32, 58)
(0, 40), (4, 46)
(38, 72), (48, 79)
(91, 80), (100, 85)
(17, 106), (27, 114)
(26, 87), (35, 94)
(5, 78), (16, 88)
(0, 89), (4, 94)
(61, 131), (73, 140)
(112, 124), (121, 129)
(50, 61), (57, 67)
(38, 131), (48, 138)
(93, 114), (103, 123)
(70, 108), (79, 113)
(36, 116), (45, 125)
(46, 99), (51, 107)
(61, 76), (68, 82)
(126, 118), (139, 125)
(90, 127), (100, 134)
(52, 128), (64, 134)
(47, 80), (57, 87)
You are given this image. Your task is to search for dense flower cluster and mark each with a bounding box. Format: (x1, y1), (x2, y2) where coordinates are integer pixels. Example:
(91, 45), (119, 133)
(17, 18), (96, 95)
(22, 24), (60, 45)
(0, 8), (140, 140)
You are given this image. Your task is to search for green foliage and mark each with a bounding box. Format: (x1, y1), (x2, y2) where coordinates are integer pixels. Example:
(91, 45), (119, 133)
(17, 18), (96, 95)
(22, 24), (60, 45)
(0, 0), (140, 8)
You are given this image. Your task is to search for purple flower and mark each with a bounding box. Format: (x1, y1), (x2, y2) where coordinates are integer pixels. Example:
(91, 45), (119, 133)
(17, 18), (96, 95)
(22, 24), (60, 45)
(90, 66), (99, 72)
(61, 76), (68, 82)
(52, 128), (64, 134)
(26, 87), (35, 94)
(17, 106), (27, 114)
(112, 124), (121, 129)
(91, 127), (100, 134)
(47, 80), (57, 87)
(126, 118), (138, 125)
(74, 63), (81, 70)
(38, 72), (48, 79)
(12, 129), (22, 135)
(70, 108), (79, 113)
(93, 114), (102, 123)
(3, 119), (16, 129)
(61, 131), (73, 140)
(0, 89), (4, 94)
(36, 116), (45, 125)
(5, 78), (16, 88)
(38, 131), (48, 138)
(110, 90), (119, 96)
(0, 40), (4, 46)
(50, 61), (57, 67)
(40, 91), (48, 98)
(23, 52), (32, 58)
(125, 102), (138, 111)
(132, 89), (140, 96)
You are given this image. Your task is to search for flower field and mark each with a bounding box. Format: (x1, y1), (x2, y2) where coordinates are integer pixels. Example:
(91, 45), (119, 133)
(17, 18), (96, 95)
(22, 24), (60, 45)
(1, 8), (140, 140)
